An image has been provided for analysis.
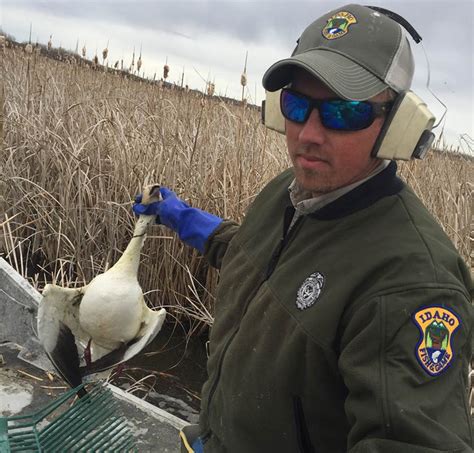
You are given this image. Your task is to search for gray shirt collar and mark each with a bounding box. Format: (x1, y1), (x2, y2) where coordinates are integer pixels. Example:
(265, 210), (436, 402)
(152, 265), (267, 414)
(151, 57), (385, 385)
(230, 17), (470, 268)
(288, 160), (391, 216)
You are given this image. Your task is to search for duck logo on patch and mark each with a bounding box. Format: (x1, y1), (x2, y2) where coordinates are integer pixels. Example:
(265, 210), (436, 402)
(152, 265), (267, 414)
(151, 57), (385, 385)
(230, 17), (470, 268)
(412, 306), (460, 376)
(322, 11), (357, 40)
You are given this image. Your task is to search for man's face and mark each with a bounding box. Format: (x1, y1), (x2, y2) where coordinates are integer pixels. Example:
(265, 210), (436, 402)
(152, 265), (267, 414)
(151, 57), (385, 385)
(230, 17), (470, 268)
(285, 70), (388, 195)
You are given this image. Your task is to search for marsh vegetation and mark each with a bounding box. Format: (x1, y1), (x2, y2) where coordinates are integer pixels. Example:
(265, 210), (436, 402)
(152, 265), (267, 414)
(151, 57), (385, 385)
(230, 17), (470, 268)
(1, 44), (472, 410)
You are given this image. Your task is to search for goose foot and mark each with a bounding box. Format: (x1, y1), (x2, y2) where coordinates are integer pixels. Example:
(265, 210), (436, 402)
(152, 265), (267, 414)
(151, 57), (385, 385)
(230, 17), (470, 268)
(114, 363), (125, 378)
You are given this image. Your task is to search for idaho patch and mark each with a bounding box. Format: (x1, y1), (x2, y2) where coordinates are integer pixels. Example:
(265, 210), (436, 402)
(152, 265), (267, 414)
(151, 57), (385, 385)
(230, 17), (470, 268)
(412, 306), (460, 376)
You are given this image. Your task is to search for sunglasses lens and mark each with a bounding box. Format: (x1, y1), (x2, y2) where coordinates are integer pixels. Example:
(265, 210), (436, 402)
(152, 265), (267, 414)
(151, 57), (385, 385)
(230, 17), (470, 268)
(281, 90), (310, 123)
(321, 100), (374, 130)
(281, 90), (376, 131)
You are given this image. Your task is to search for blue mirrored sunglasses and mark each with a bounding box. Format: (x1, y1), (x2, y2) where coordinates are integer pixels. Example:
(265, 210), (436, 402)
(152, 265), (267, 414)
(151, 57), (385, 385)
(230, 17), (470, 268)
(280, 88), (392, 131)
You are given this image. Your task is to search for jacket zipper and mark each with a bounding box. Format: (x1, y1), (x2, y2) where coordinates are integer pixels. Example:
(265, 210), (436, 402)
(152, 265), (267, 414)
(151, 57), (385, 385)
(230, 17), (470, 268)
(293, 396), (316, 453)
(202, 208), (303, 442)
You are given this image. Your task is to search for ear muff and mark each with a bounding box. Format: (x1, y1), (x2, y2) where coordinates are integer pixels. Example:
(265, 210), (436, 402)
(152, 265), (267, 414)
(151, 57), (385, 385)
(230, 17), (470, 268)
(372, 91), (435, 160)
(261, 90), (285, 134)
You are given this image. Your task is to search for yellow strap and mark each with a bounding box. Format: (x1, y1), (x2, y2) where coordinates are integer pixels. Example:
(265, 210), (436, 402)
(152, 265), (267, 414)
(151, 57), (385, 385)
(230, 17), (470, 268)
(179, 430), (195, 453)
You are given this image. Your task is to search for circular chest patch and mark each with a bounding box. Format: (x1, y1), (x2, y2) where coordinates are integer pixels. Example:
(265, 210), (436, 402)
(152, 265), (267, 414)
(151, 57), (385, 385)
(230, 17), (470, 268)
(296, 272), (325, 310)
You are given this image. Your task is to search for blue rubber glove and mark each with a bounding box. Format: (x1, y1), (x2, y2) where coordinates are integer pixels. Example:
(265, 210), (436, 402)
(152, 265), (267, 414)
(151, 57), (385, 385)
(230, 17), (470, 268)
(133, 187), (223, 254)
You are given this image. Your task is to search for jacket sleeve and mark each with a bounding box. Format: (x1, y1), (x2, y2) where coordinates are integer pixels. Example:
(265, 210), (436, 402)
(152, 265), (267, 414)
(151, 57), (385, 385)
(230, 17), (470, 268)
(338, 286), (473, 453)
(203, 220), (240, 270)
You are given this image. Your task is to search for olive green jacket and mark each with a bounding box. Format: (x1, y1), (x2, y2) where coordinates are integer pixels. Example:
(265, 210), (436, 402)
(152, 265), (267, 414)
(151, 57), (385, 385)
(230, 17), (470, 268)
(200, 162), (473, 452)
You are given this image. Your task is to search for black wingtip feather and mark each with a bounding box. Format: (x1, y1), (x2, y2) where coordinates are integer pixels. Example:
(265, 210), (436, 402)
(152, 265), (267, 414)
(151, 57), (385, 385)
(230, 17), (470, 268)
(48, 322), (87, 397)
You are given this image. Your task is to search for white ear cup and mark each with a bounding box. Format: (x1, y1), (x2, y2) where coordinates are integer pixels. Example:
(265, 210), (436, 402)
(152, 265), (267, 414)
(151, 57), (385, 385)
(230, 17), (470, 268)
(372, 91), (436, 160)
(261, 90), (286, 134)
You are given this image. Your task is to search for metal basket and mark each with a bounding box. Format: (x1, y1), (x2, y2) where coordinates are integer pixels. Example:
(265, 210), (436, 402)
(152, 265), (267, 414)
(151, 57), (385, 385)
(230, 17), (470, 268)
(0, 382), (137, 452)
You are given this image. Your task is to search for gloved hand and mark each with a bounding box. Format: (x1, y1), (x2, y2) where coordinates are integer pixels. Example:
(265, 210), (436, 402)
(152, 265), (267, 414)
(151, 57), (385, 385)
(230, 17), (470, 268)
(133, 187), (223, 254)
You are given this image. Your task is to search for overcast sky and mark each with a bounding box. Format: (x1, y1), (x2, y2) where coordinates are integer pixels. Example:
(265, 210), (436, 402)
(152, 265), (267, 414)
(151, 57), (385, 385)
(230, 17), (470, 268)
(2, 0), (473, 149)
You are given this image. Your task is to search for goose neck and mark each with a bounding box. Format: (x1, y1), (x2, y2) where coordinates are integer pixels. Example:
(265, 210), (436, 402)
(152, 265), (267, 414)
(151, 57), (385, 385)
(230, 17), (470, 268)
(113, 215), (155, 274)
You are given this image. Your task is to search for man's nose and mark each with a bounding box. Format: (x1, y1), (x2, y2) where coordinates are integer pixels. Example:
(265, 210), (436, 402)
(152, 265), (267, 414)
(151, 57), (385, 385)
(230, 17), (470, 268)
(298, 108), (326, 145)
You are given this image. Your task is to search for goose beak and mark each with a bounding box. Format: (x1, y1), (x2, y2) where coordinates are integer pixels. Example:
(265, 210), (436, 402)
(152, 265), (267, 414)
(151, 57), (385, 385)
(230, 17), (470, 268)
(141, 184), (162, 204)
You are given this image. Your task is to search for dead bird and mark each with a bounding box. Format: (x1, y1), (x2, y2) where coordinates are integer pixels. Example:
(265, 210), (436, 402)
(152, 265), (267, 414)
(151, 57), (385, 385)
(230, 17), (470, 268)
(38, 184), (166, 396)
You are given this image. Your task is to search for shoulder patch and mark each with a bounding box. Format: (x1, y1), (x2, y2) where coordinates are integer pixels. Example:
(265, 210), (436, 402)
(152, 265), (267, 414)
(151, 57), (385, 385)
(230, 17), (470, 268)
(412, 306), (460, 376)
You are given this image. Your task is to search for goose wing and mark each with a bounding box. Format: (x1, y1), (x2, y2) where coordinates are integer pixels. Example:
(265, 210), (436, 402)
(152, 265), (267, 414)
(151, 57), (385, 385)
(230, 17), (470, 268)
(38, 284), (89, 396)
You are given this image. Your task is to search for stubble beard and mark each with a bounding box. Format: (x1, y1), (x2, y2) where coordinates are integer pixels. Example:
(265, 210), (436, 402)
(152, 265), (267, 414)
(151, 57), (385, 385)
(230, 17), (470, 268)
(293, 165), (337, 196)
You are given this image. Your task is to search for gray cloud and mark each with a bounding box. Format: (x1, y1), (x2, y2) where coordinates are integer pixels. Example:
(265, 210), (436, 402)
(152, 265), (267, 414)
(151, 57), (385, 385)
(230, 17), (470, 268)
(5, 1), (472, 83)
(7, 0), (473, 47)
(5, 1), (337, 45)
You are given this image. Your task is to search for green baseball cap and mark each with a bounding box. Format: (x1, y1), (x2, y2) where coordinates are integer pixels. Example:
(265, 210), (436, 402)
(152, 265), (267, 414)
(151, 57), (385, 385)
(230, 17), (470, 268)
(262, 4), (414, 100)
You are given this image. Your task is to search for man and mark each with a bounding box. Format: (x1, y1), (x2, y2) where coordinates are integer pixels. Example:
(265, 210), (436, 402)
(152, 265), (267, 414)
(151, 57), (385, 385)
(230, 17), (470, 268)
(134, 4), (473, 452)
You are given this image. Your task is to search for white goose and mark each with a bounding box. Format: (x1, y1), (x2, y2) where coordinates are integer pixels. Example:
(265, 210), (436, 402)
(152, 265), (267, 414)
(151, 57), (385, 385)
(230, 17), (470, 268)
(38, 184), (166, 395)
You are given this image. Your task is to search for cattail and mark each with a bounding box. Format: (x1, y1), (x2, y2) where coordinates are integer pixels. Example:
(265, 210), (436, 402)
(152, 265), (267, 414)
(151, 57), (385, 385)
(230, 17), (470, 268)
(241, 51), (248, 101)
(137, 55), (142, 73)
(137, 44), (143, 74)
(114, 60), (119, 69)
(163, 64), (169, 80)
(0, 36), (5, 51)
(102, 47), (108, 61)
(47, 35), (52, 51)
(25, 43), (33, 54)
(130, 47), (135, 73)
(82, 44), (86, 58)
(207, 82), (215, 96)
(93, 54), (99, 67)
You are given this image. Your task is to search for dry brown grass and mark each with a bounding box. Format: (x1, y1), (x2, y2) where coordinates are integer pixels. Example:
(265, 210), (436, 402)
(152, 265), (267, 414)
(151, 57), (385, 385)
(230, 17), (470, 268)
(0, 46), (287, 331)
(1, 46), (472, 336)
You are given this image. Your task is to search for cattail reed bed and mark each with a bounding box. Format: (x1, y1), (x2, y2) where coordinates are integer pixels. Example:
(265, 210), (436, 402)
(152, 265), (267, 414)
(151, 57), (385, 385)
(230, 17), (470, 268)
(1, 47), (472, 336)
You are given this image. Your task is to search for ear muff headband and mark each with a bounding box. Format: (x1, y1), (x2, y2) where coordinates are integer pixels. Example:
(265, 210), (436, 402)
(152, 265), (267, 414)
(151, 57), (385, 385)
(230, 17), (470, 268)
(365, 6), (422, 43)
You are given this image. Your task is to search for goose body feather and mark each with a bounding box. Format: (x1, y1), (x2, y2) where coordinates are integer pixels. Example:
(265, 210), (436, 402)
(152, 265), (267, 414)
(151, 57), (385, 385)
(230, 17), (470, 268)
(79, 271), (143, 349)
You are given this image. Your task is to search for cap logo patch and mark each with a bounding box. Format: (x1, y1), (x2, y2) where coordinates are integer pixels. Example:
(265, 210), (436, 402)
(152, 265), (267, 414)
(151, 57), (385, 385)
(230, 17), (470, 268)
(412, 306), (460, 376)
(322, 11), (357, 40)
(296, 272), (324, 310)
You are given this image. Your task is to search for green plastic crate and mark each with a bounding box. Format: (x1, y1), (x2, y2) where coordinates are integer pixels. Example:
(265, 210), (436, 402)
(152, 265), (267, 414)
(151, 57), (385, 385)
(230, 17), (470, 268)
(0, 382), (137, 452)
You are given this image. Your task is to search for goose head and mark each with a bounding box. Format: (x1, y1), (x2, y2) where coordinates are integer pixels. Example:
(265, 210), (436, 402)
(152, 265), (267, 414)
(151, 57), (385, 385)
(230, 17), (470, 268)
(140, 184), (162, 205)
